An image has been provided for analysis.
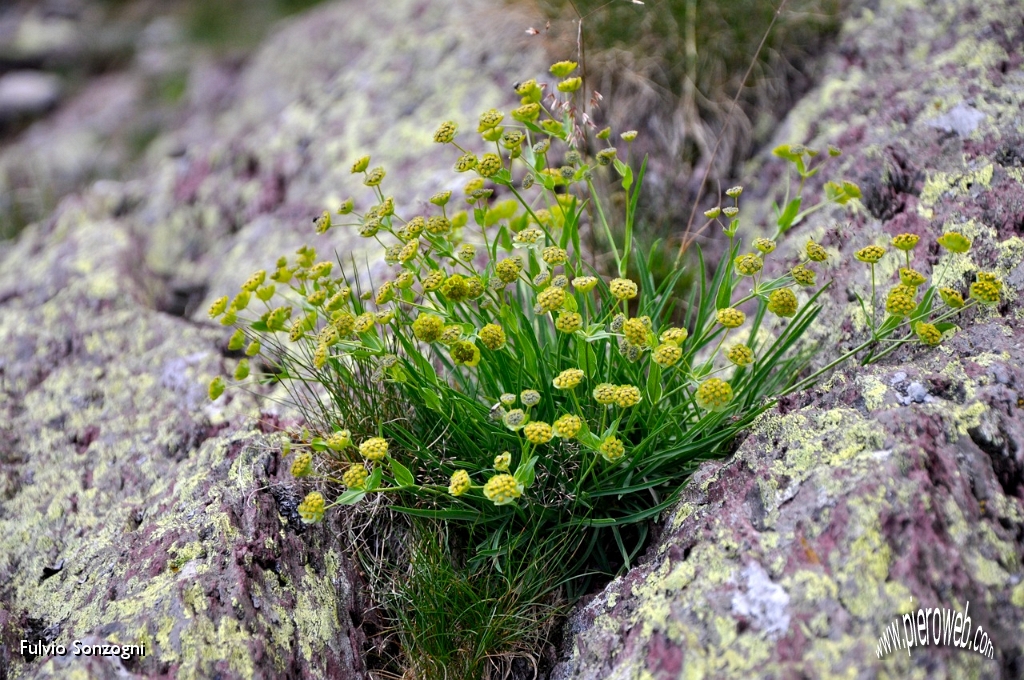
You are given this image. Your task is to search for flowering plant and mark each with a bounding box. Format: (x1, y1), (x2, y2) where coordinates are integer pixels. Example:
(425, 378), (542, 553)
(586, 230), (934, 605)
(207, 59), (1000, 673)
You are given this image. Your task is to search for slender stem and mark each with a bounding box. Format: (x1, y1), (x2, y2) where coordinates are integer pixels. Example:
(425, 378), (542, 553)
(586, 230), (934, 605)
(782, 336), (878, 397)
(870, 263), (877, 333)
(586, 177), (620, 268)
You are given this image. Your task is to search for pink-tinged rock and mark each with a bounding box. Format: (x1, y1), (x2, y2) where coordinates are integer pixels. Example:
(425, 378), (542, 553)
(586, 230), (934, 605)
(553, 0), (1024, 677)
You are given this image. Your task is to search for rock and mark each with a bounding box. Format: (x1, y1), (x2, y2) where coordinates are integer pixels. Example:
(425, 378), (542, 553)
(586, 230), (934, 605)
(0, 1), (547, 678)
(553, 0), (1024, 678)
(0, 70), (61, 121)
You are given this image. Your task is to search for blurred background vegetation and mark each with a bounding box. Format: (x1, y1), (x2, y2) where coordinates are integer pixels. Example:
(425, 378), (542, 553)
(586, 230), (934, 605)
(0, 0), (843, 246)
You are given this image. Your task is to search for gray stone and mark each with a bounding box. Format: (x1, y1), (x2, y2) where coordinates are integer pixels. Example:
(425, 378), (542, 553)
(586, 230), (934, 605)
(0, 71), (61, 120)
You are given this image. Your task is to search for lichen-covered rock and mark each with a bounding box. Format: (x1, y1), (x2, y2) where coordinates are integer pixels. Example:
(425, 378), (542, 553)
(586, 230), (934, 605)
(553, 0), (1024, 678)
(0, 1), (547, 678)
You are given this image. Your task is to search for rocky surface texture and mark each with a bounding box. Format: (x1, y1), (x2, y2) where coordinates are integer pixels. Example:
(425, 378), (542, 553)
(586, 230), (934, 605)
(0, 1), (547, 678)
(552, 0), (1024, 678)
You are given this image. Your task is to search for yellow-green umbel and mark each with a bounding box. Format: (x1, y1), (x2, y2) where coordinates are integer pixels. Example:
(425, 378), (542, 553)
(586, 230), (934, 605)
(855, 245), (885, 263)
(695, 378), (733, 411)
(553, 414), (582, 439)
(609, 278), (638, 300)
(599, 436), (625, 463)
(524, 421), (553, 445)
(297, 492), (325, 524)
(734, 254), (763, 276)
(892, 233), (919, 251)
(359, 437), (389, 462)
(479, 323), (506, 350)
(449, 470), (470, 496)
(717, 308), (745, 328)
(767, 288), (798, 317)
(937, 232), (971, 253)
(806, 240), (828, 262)
(553, 368), (584, 389)
(660, 327), (688, 346)
(653, 343), (682, 367)
(483, 474), (523, 505)
(342, 464), (368, 490)
(593, 383), (617, 405)
(726, 344), (754, 366)
(914, 322), (942, 346)
(939, 287), (964, 308)
(614, 385), (642, 408)
(885, 288), (916, 317)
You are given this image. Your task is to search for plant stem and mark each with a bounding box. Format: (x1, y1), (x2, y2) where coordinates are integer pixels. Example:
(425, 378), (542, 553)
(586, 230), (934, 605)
(586, 177), (620, 269)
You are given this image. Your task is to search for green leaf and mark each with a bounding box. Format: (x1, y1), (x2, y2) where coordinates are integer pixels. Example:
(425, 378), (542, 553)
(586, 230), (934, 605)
(421, 388), (442, 412)
(613, 158), (634, 190)
(777, 197), (802, 232)
(772, 144), (801, 162)
(934, 322), (957, 333)
(514, 455), (538, 489)
(391, 506), (481, 521)
(577, 337), (598, 375)
(365, 465), (383, 491)
(646, 362), (663, 405)
(388, 456), (414, 487)
(842, 180), (862, 199)
(499, 303), (520, 334)
(335, 489), (365, 506)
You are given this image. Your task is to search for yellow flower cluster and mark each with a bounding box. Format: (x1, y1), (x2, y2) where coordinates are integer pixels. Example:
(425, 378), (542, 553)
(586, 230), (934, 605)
(970, 273), (1001, 304)
(291, 452), (313, 478)
(885, 288), (916, 317)
(653, 343), (682, 367)
(623, 317), (649, 345)
(599, 436), (625, 463)
(483, 474), (523, 505)
(537, 286), (566, 313)
(892, 233), (919, 251)
(343, 465), (368, 490)
(553, 414), (582, 438)
(734, 254), (763, 276)
(791, 264), (816, 287)
(855, 245), (885, 264)
(524, 422), (553, 444)
(609, 278), (638, 300)
(939, 287), (964, 308)
(914, 322), (942, 346)
(553, 368), (584, 389)
(726, 344), (754, 366)
(767, 288), (798, 317)
(298, 492), (325, 524)
(716, 308), (745, 328)
(660, 327), (688, 345)
(593, 383), (617, 405)
(899, 268), (926, 287)
(695, 378), (733, 411)
(556, 312), (583, 333)
(614, 385), (642, 408)
(359, 437), (389, 462)
(449, 470), (471, 496)
(494, 451), (512, 471)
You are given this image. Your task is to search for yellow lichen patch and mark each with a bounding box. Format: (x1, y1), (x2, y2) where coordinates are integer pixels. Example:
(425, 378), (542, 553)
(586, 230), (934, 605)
(1012, 583), (1024, 608)
(670, 502), (696, 530)
(784, 569), (839, 602)
(857, 375), (889, 411)
(919, 165), (994, 206)
(293, 550), (346, 662)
